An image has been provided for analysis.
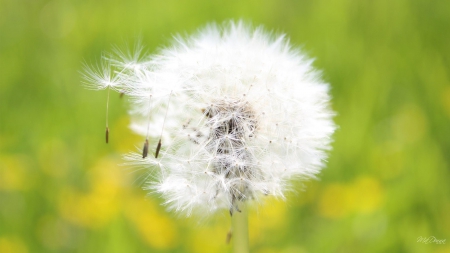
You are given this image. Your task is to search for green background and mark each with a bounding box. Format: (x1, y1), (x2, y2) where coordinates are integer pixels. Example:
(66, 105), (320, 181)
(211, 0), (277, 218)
(1, 0), (449, 252)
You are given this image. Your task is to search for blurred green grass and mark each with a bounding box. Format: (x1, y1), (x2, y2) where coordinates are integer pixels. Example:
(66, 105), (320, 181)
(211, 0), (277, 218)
(1, 0), (449, 252)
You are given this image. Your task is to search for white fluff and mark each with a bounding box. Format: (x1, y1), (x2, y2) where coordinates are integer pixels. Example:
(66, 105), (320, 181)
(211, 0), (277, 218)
(84, 21), (336, 216)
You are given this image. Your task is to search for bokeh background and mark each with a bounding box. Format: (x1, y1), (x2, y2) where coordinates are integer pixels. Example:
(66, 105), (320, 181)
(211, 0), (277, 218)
(1, 0), (449, 252)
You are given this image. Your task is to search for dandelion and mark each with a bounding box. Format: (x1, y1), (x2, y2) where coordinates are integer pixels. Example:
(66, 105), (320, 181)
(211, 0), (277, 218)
(84, 20), (336, 252)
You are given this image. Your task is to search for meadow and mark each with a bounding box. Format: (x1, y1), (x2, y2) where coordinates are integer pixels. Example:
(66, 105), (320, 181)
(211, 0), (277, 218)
(0, 0), (449, 252)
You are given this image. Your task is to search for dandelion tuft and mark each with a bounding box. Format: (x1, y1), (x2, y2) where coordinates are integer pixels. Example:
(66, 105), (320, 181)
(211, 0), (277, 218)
(84, 21), (336, 217)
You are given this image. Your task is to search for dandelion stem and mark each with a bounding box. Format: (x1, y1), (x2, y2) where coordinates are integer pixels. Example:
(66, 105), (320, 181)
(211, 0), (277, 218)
(231, 201), (249, 253)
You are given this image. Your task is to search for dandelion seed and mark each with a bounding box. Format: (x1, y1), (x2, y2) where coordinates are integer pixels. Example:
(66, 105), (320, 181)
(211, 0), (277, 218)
(155, 139), (162, 159)
(142, 138), (149, 158)
(81, 61), (121, 144)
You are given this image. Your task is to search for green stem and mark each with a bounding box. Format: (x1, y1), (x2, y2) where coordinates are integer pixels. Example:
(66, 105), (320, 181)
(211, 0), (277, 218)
(231, 202), (249, 253)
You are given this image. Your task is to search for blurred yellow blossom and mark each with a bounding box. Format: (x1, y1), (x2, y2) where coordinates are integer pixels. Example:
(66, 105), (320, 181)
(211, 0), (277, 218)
(124, 196), (178, 249)
(0, 236), (28, 253)
(187, 224), (228, 253)
(318, 183), (351, 218)
(58, 158), (125, 228)
(352, 177), (383, 214)
(249, 198), (288, 244)
(0, 155), (29, 191)
(318, 177), (384, 218)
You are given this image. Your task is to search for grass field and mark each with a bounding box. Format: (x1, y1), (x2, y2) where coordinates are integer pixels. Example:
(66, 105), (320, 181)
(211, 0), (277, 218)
(1, 0), (449, 252)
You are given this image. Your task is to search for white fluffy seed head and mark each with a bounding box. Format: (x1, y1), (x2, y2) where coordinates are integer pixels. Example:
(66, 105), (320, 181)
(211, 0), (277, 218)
(85, 21), (336, 216)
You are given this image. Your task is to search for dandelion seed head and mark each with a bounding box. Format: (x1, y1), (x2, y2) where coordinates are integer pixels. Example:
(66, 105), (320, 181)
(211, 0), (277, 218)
(84, 21), (336, 216)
